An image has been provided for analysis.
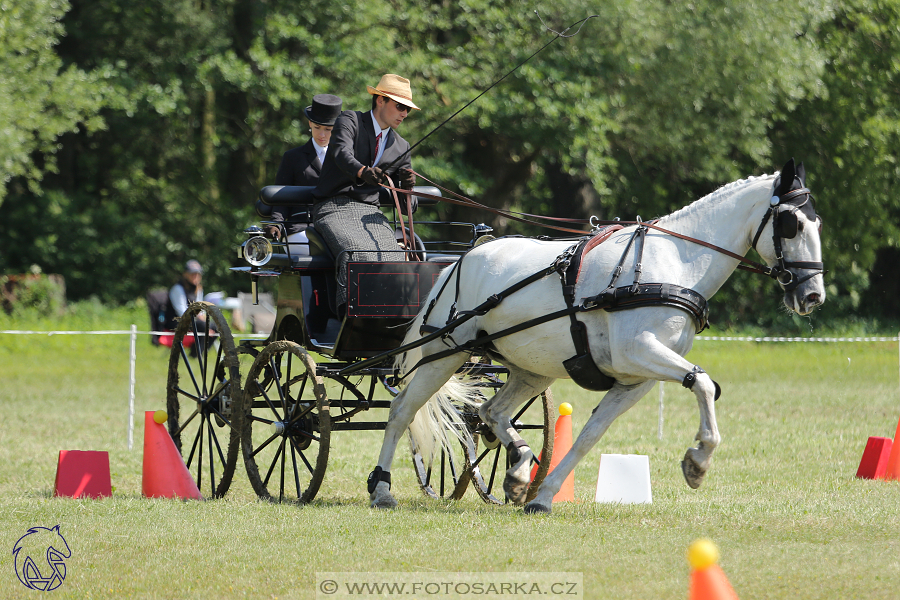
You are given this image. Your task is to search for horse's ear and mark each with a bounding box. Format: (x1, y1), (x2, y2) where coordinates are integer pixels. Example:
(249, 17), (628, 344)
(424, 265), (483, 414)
(796, 161), (806, 186)
(774, 158), (796, 196)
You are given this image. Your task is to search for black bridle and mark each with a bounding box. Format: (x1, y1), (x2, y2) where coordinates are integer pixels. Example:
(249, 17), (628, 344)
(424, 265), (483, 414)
(750, 185), (825, 292)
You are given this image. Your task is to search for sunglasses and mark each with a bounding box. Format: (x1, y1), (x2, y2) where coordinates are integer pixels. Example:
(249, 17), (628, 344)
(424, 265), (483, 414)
(393, 100), (411, 113)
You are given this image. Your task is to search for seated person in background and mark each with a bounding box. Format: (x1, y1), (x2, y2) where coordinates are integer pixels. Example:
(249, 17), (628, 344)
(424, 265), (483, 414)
(268, 93), (343, 255)
(160, 259), (206, 348)
(311, 74), (419, 315)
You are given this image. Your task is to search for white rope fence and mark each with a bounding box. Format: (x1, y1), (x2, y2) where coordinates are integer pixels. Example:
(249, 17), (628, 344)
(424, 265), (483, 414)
(1, 328), (898, 446)
(0, 327), (268, 449)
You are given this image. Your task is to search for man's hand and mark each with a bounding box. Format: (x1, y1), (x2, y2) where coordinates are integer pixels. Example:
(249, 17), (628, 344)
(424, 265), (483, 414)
(360, 166), (388, 186)
(265, 225), (281, 240)
(399, 168), (416, 190)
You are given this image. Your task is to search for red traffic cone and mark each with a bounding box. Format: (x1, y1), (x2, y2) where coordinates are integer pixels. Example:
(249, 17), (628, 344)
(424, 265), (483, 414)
(856, 436), (892, 479)
(142, 411), (202, 500)
(881, 416), (900, 481)
(530, 402), (575, 502)
(688, 539), (740, 600)
(54, 450), (112, 499)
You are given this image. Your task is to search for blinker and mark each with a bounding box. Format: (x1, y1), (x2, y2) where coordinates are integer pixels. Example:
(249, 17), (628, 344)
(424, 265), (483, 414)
(774, 208), (800, 239)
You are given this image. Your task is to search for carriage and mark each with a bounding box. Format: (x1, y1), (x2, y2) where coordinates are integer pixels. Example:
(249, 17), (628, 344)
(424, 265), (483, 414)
(164, 184), (555, 504)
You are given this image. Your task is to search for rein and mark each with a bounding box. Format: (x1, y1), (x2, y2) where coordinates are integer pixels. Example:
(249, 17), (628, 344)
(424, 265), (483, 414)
(383, 170), (797, 283)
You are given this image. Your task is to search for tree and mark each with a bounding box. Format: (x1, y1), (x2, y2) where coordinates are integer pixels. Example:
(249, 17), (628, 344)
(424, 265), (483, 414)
(0, 0), (102, 205)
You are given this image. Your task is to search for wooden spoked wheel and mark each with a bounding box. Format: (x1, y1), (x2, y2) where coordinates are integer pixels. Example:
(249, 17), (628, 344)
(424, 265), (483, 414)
(466, 387), (554, 505)
(165, 302), (242, 499)
(409, 422), (472, 501)
(240, 341), (330, 504)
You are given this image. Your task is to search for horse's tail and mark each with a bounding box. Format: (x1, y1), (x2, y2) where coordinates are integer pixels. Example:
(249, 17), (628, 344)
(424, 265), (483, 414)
(395, 266), (482, 465)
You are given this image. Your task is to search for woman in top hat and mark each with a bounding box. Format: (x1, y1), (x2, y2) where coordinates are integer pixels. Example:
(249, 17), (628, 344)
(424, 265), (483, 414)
(311, 74), (421, 316)
(268, 93), (343, 254)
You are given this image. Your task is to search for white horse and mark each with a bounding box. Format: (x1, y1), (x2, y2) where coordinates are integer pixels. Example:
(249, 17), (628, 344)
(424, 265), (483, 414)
(367, 159), (825, 513)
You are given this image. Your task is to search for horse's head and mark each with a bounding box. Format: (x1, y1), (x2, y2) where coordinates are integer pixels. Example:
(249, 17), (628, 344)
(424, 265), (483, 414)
(751, 159), (826, 315)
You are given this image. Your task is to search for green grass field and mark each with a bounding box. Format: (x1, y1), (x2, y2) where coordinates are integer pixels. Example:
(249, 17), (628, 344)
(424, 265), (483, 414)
(1, 306), (899, 599)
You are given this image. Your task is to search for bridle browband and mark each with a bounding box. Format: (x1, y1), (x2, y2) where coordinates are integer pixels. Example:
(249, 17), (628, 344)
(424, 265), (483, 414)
(385, 171), (824, 291)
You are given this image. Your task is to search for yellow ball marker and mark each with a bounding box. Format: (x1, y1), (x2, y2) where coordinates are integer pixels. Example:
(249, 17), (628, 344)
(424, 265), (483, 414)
(687, 538), (720, 570)
(153, 410), (168, 425)
(558, 402), (573, 416)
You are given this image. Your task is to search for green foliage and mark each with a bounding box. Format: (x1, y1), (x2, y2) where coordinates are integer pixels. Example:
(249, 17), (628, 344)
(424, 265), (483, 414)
(0, 0), (103, 204)
(0, 0), (898, 331)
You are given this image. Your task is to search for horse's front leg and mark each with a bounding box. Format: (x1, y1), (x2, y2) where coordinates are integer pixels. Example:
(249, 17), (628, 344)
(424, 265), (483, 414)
(681, 369), (721, 489)
(370, 354), (465, 509)
(477, 371), (554, 505)
(525, 380), (655, 514)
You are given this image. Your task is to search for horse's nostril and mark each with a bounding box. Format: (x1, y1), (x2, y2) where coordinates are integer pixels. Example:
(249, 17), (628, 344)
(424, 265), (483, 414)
(807, 292), (821, 305)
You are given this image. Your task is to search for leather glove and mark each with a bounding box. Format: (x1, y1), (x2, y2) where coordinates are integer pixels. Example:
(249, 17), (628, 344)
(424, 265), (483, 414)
(360, 166), (388, 186)
(399, 168), (416, 190)
(265, 225), (281, 240)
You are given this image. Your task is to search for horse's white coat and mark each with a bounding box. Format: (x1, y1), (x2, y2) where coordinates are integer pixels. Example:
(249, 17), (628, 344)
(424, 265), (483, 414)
(369, 172), (826, 512)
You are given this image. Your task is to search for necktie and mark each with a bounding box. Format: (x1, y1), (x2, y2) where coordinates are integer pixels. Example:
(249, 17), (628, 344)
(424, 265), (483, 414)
(373, 132), (382, 166)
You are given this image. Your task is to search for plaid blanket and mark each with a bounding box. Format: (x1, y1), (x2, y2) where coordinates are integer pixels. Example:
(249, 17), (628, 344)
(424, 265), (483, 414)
(312, 196), (403, 310)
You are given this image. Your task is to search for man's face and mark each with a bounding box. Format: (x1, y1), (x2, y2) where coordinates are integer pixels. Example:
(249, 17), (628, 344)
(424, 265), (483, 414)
(373, 95), (410, 129)
(309, 121), (333, 147)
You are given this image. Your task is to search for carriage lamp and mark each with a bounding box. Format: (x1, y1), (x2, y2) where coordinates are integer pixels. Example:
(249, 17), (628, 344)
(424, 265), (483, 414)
(242, 235), (273, 266)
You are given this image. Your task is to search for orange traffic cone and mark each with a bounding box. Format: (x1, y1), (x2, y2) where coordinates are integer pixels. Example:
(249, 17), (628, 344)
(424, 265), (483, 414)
(881, 416), (900, 481)
(142, 410), (202, 500)
(688, 539), (740, 600)
(531, 402), (575, 502)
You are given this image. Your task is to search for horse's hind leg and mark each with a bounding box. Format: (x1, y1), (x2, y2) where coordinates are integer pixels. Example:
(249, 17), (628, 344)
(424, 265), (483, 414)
(370, 353), (467, 509)
(477, 369), (554, 505)
(525, 380), (655, 514)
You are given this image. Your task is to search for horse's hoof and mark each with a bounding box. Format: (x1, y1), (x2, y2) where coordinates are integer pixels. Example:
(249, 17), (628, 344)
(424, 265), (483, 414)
(524, 502), (551, 515)
(503, 476), (529, 505)
(681, 450), (707, 490)
(369, 483), (399, 509)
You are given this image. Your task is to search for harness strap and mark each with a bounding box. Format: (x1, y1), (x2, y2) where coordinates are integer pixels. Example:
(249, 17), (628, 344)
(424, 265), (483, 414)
(339, 256), (567, 377)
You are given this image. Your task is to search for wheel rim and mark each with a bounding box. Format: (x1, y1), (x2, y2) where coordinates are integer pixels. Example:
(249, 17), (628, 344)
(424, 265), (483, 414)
(240, 341), (330, 504)
(165, 302), (241, 498)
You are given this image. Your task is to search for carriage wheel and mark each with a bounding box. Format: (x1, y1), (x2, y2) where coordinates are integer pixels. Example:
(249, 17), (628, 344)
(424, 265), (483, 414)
(240, 341), (330, 504)
(165, 302), (242, 499)
(466, 387), (554, 505)
(409, 427), (471, 501)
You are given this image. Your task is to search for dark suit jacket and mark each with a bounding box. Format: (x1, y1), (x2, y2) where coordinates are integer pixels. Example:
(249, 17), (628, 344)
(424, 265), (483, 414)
(313, 110), (412, 206)
(272, 140), (321, 235)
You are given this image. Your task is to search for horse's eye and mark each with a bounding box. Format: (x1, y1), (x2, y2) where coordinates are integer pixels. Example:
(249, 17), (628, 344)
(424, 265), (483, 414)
(798, 220), (804, 232)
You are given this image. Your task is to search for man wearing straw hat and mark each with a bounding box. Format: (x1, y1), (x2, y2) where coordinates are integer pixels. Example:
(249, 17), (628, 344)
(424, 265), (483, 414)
(312, 73), (421, 316)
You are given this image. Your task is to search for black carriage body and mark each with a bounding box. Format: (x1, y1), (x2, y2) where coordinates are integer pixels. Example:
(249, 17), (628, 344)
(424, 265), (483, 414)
(268, 260), (452, 359)
(162, 185), (552, 507)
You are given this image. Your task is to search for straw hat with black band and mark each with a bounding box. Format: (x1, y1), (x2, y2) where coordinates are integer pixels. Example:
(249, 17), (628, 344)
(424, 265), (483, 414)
(367, 74), (421, 110)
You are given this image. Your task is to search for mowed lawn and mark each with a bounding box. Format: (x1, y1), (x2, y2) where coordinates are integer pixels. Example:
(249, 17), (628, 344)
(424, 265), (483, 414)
(1, 310), (899, 599)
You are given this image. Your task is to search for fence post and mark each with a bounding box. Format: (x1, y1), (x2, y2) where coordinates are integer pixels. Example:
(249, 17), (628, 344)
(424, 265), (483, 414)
(658, 381), (664, 440)
(128, 324), (137, 450)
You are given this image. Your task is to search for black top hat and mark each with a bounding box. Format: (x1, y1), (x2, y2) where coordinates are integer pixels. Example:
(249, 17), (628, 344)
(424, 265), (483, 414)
(304, 94), (343, 126)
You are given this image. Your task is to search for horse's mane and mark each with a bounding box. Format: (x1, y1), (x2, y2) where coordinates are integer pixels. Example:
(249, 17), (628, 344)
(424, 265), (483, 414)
(657, 173), (777, 225)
